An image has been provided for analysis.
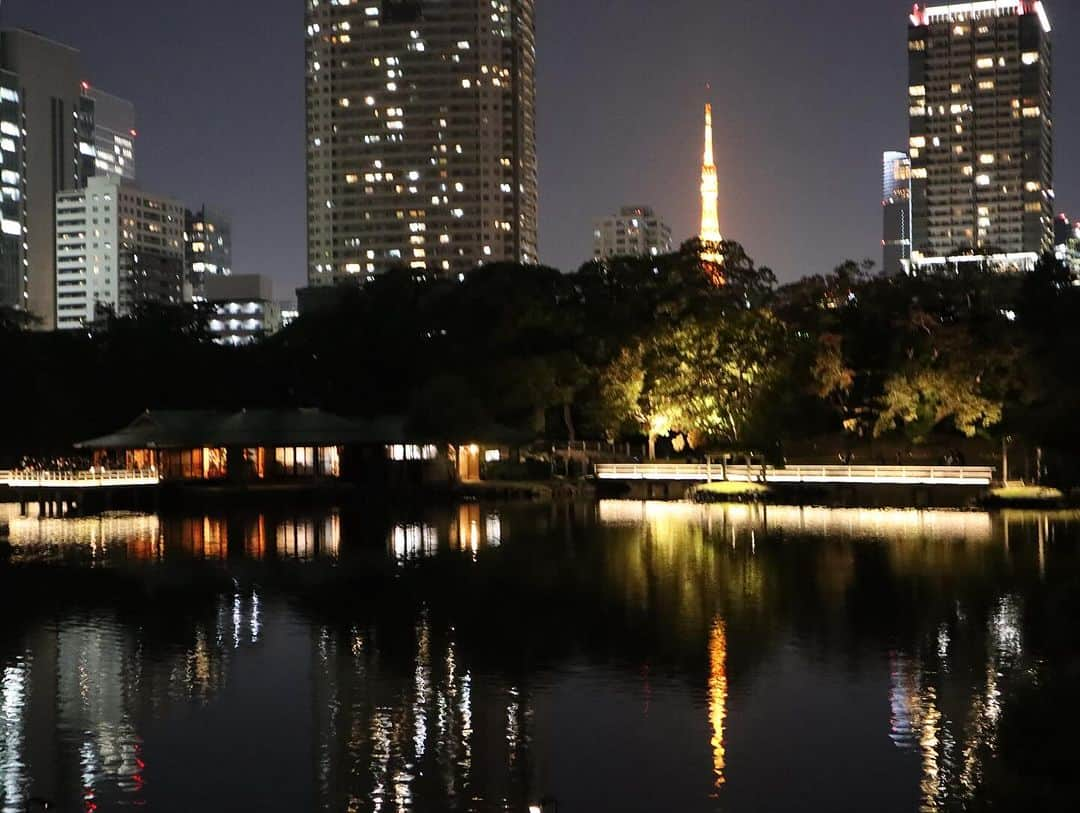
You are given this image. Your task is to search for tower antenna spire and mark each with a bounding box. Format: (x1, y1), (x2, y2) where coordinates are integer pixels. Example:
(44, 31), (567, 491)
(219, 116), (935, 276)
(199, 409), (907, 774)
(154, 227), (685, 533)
(699, 90), (723, 276)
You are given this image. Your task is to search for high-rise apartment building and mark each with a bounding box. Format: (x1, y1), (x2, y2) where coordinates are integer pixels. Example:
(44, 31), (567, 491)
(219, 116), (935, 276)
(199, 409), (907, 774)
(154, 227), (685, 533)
(593, 206), (672, 261)
(882, 151), (913, 275)
(55, 177), (184, 330)
(305, 0), (538, 285)
(907, 2), (1053, 272)
(185, 205), (232, 301)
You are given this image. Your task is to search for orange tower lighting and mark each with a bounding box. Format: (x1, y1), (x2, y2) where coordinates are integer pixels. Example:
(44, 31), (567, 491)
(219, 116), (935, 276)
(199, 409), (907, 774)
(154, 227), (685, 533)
(700, 102), (724, 277)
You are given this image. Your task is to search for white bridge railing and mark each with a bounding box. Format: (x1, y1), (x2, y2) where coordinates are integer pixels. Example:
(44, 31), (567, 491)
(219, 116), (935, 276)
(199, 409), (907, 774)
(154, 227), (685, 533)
(595, 463), (995, 487)
(0, 469), (161, 489)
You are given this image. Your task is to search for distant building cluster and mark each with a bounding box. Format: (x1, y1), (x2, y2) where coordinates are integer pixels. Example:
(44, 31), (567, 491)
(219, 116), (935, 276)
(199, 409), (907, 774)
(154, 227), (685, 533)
(2, 0), (1076, 336)
(886, 1), (1060, 275)
(0, 28), (291, 341)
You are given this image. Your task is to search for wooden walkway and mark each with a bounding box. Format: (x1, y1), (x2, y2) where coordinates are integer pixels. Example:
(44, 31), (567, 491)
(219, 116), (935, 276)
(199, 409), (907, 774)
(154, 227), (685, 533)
(595, 463), (994, 487)
(0, 469), (161, 489)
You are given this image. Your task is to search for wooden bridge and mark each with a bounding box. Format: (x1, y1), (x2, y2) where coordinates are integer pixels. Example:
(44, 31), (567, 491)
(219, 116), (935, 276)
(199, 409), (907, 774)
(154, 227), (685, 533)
(595, 463), (995, 487)
(0, 469), (161, 516)
(0, 469), (161, 488)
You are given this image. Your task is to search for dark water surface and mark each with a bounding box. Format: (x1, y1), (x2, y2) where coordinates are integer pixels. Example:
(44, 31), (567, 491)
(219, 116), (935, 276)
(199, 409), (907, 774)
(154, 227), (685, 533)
(0, 501), (1077, 812)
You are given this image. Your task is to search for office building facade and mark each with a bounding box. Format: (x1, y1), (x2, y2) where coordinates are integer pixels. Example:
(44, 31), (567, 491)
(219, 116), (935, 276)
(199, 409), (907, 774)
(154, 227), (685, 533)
(907, 1), (1053, 272)
(883, 151), (913, 275)
(305, 0), (538, 284)
(0, 66), (25, 313)
(0, 30), (85, 327)
(84, 87), (136, 182)
(55, 177), (184, 330)
(204, 273), (281, 346)
(185, 205), (232, 301)
(593, 206), (673, 260)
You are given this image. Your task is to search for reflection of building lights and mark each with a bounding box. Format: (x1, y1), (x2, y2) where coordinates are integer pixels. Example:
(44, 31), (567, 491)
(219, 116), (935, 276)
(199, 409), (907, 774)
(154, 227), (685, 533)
(1, 662), (29, 805)
(485, 513), (502, 547)
(392, 523), (437, 561)
(597, 501), (995, 543)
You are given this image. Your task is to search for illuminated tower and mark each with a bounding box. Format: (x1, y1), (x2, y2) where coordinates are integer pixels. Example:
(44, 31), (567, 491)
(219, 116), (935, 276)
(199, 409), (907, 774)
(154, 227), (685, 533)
(700, 103), (723, 272)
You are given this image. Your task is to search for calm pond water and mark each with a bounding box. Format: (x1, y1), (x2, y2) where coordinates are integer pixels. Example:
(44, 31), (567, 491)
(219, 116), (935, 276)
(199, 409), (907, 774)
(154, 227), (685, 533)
(0, 501), (1077, 812)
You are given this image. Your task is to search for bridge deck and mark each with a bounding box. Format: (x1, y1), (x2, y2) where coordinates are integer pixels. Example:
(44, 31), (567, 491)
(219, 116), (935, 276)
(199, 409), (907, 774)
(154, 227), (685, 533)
(595, 463), (994, 487)
(0, 470), (161, 489)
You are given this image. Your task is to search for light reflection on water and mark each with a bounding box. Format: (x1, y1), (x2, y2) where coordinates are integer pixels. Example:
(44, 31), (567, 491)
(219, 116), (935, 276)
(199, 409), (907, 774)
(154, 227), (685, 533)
(0, 500), (1073, 811)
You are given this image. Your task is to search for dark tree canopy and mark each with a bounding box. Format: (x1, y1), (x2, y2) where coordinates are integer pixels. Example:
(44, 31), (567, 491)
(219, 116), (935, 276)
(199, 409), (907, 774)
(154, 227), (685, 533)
(3, 245), (1080, 482)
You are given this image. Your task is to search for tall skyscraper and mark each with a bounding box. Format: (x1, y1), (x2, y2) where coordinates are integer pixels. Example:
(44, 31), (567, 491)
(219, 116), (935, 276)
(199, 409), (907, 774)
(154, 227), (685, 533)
(907, 1), (1053, 272)
(700, 103), (723, 267)
(55, 177), (184, 330)
(185, 205), (233, 301)
(0, 30), (85, 328)
(305, 0), (538, 285)
(593, 206), (673, 261)
(883, 151), (913, 275)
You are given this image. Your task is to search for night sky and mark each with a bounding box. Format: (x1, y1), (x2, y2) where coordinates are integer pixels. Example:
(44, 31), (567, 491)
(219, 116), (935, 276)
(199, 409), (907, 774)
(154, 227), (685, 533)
(3, 0), (1077, 294)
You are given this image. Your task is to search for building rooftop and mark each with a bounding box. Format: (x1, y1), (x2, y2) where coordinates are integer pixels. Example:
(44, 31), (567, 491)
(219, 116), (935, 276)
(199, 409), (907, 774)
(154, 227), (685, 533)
(75, 410), (533, 450)
(911, 1), (1051, 32)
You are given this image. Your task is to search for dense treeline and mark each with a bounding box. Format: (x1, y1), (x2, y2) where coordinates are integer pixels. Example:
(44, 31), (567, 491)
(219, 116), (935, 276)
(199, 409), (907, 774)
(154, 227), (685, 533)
(3, 239), (1079, 481)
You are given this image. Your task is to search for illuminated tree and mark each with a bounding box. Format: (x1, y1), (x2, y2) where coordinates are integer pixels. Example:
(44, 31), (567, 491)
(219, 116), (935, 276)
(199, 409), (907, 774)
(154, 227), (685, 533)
(875, 368), (1003, 439)
(647, 309), (787, 445)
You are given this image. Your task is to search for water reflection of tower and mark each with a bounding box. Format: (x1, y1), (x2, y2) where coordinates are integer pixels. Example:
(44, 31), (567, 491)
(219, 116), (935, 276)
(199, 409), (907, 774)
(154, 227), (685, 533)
(708, 618), (728, 791)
